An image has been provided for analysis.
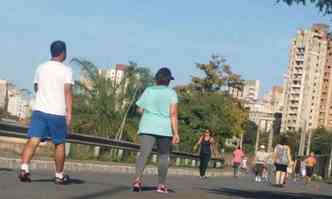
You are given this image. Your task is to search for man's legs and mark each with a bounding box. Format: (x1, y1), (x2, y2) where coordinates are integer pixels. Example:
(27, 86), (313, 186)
(54, 143), (66, 173)
(20, 111), (46, 176)
(20, 138), (41, 170)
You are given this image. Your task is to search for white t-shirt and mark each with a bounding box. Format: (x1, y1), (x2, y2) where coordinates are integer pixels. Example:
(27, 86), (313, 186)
(33, 61), (73, 116)
(256, 151), (268, 164)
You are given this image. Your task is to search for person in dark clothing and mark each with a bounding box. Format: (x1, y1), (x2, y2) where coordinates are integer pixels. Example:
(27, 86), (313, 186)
(194, 129), (215, 179)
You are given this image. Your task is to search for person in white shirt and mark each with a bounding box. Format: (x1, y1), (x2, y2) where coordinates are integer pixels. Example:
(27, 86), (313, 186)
(254, 145), (268, 183)
(18, 41), (73, 185)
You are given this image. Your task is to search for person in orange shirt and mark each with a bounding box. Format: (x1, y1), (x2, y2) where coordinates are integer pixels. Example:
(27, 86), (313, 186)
(304, 152), (317, 184)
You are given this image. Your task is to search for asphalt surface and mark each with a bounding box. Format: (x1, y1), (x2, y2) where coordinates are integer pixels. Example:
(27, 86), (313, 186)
(1, 168), (332, 199)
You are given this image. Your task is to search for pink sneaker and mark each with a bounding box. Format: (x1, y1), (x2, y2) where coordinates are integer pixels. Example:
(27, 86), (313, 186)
(156, 184), (168, 193)
(132, 179), (142, 192)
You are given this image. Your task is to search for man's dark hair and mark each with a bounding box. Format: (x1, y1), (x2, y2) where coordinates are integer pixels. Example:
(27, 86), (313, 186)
(50, 40), (66, 58)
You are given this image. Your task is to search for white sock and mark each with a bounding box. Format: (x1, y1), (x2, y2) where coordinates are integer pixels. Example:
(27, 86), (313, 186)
(21, 164), (29, 173)
(55, 172), (64, 179)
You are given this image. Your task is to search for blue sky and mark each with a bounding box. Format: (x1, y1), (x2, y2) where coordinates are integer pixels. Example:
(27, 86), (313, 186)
(0, 0), (330, 95)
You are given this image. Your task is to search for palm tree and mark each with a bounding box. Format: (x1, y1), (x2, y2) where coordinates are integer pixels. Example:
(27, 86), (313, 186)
(71, 58), (153, 140)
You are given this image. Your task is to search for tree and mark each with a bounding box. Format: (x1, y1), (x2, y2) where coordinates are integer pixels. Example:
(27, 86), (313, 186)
(177, 55), (248, 153)
(277, 0), (332, 15)
(191, 54), (242, 93)
(242, 120), (258, 154)
(311, 127), (332, 155)
(71, 58), (153, 141)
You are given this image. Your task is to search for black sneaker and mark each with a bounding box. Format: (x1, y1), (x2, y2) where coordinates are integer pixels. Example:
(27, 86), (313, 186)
(54, 174), (70, 185)
(18, 170), (31, 183)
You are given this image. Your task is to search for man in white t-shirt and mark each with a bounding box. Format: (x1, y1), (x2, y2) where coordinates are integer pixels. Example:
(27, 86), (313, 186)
(18, 41), (73, 185)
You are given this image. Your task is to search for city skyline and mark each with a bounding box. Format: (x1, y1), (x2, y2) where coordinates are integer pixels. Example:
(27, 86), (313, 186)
(0, 1), (331, 94)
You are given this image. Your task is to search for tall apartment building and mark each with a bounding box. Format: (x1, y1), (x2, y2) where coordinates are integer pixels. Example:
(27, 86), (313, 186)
(7, 84), (31, 119)
(281, 24), (331, 132)
(80, 64), (126, 89)
(264, 86), (284, 113)
(0, 80), (8, 109)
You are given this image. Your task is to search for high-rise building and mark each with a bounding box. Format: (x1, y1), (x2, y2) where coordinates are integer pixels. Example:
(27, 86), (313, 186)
(7, 84), (31, 119)
(80, 64), (126, 89)
(0, 80), (8, 109)
(321, 36), (332, 128)
(264, 86), (284, 113)
(281, 24), (330, 132)
(229, 80), (260, 102)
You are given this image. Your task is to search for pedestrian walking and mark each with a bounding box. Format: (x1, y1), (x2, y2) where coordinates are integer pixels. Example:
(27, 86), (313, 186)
(293, 157), (302, 181)
(266, 152), (275, 184)
(18, 41), (73, 185)
(304, 152), (317, 185)
(274, 136), (292, 187)
(232, 146), (244, 178)
(194, 129), (215, 179)
(240, 156), (249, 174)
(254, 145), (268, 183)
(132, 67), (180, 193)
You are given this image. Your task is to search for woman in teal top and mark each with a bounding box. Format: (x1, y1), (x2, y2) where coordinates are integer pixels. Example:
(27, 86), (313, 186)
(132, 67), (180, 193)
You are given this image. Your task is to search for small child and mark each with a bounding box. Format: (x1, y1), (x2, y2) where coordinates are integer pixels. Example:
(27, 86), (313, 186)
(241, 156), (248, 174)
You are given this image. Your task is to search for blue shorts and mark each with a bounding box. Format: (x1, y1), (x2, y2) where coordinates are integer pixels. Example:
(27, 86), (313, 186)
(28, 111), (68, 144)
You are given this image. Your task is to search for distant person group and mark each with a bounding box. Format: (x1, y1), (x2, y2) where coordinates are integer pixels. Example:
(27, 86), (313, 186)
(231, 136), (318, 188)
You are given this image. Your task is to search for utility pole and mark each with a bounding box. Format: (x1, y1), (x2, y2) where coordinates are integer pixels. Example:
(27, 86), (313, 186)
(306, 129), (312, 156)
(298, 120), (307, 156)
(328, 145), (332, 178)
(239, 133), (244, 148)
(268, 119), (274, 153)
(255, 119), (261, 154)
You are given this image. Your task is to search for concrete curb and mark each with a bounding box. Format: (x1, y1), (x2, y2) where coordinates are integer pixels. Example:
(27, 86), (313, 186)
(0, 157), (232, 177)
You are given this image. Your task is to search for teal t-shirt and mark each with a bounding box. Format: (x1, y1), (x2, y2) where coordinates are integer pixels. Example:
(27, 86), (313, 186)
(136, 85), (178, 137)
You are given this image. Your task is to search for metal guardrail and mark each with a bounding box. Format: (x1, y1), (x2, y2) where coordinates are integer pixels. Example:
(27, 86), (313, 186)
(0, 122), (223, 163)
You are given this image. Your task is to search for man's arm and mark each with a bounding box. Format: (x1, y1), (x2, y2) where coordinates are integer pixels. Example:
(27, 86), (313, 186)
(64, 83), (73, 129)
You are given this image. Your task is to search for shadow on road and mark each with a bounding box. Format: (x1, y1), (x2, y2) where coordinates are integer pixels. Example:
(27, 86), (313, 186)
(203, 187), (332, 199)
(0, 168), (13, 172)
(141, 186), (175, 193)
(33, 178), (85, 185)
(68, 186), (129, 199)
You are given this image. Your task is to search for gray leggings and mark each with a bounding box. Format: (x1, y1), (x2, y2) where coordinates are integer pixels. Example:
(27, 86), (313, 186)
(135, 134), (172, 185)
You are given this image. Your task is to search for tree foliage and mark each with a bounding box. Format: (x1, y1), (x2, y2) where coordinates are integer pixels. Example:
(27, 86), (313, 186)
(277, 0), (332, 15)
(191, 54), (242, 93)
(71, 58), (153, 140)
(177, 55), (248, 153)
(311, 127), (332, 155)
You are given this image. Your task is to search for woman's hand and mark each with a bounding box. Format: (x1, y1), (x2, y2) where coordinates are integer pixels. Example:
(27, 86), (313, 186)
(172, 134), (180, 144)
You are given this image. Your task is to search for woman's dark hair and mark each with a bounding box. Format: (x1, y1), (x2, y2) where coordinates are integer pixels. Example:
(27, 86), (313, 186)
(280, 136), (288, 145)
(156, 79), (170, 86)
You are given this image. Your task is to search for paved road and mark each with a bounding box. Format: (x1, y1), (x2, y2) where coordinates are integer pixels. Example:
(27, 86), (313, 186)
(1, 168), (332, 199)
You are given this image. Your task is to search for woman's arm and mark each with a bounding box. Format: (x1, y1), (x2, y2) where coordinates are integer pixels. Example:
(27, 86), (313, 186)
(137, 107), (144, 114)
(170, 103), (180, 144)
(287, 146), (292, 164)
(193, 136), (203, 151)
(210, 138), (217, 156)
